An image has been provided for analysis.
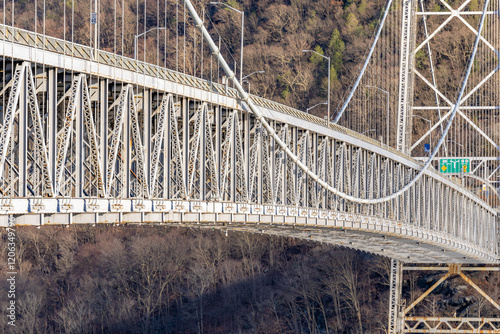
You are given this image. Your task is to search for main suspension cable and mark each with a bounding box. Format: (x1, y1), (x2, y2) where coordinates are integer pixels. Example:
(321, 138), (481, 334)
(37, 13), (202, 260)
(183, 0), (491, 206)
(333, 0), (394, 124)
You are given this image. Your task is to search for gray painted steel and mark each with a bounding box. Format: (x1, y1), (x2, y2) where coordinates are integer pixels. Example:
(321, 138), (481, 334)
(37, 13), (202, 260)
(0, 24), (498, 263)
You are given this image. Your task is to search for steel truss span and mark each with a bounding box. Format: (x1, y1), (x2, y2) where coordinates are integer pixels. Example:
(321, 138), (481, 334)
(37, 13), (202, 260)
(0, 25), (498, 263)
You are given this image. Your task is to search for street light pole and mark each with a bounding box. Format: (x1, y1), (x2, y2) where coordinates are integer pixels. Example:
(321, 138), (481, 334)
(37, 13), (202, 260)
(241, 70), (264, 95)
(95, 0), (98, 58)
(134, 27), (166, 61)
(240, 12), (244, 84)
(210, 2), (244, 84)
(306, 102), (327, 114)
(412, 115), (432, 155)
(365, 85), (390, 146)
(303, 50), (330, 123)
(361, 129), (376, 135)
(327, 56), (330, 123)
(242, 70), (265, 81)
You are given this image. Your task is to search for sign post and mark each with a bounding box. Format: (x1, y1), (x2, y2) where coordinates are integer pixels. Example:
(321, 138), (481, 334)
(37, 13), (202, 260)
(439, 158), (470, 174)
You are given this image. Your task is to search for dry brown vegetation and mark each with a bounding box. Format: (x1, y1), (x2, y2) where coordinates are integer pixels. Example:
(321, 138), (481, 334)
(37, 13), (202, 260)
(0, 225), (391, 333)
(1, 226), (499, 333)
(2, 0), (496, 148)
(0, 0), (387, 117)
(1, 1), (499, 332)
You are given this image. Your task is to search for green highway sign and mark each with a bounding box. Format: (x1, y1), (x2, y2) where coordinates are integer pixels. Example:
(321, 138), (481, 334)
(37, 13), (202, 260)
(439, 158), (470, 174)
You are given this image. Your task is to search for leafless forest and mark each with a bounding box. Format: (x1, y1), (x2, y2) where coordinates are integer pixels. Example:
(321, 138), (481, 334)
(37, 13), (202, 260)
(2, 0), (490, 151)
(0, 226), (395, 333)
(1, 226), (499, 333)
(1, 0), (389, 116)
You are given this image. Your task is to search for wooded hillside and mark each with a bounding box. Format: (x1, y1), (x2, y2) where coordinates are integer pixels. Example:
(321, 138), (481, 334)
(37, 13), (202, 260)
(1, 226), (499, 333)
(1, 1), (499, 333)
(0, 226), (390, 333)
(1, 0), (387, 118)
(2, 0), (497, 153)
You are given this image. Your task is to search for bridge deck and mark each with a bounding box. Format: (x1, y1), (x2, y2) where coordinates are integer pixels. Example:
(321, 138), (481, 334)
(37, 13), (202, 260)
(0, 24), (498, 264)
(2, 199), (497, 263)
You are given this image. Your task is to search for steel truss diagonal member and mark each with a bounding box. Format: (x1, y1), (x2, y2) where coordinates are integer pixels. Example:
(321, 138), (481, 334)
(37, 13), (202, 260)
(55, 74), (105, 197)
(187, 102), (218, 200)
(219, 110), (246, 202)
(106, 85), (149, 198)
(150, 94), (170, 197)
(55, 75), (82, 195)
(273, 126), (287, 205)
(0, 63), (54, 197)
(400, 265), (500, 334)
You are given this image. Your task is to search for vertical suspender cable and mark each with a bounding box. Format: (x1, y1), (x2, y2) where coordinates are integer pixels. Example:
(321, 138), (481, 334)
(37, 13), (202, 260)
(182, 1), (185, 73)
(157, 0), (159, 66)
(193, 12), (196, 75)
(176, 0), (179, 72)
(333, 0), (394, 124)
(136, 0), (139, 59)
(201, 8), (204, 79)
(122, 0), (125, 57)
(167, 0), (169, 68)
(1, 1), (4, 82)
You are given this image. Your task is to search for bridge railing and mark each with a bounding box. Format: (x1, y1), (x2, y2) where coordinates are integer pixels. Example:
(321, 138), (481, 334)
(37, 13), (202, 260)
(0, 24), (389, 148)
(0, 25), (321, 122)
(0, 24), (497, 213)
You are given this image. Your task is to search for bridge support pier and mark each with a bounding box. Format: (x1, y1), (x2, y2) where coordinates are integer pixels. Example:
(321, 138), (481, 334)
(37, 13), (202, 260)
(389, 263), (500, 333)
(388, 259), (405, 334)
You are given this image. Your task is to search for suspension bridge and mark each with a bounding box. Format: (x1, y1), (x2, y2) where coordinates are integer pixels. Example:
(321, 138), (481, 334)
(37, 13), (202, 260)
(0, 0), (499, 332)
